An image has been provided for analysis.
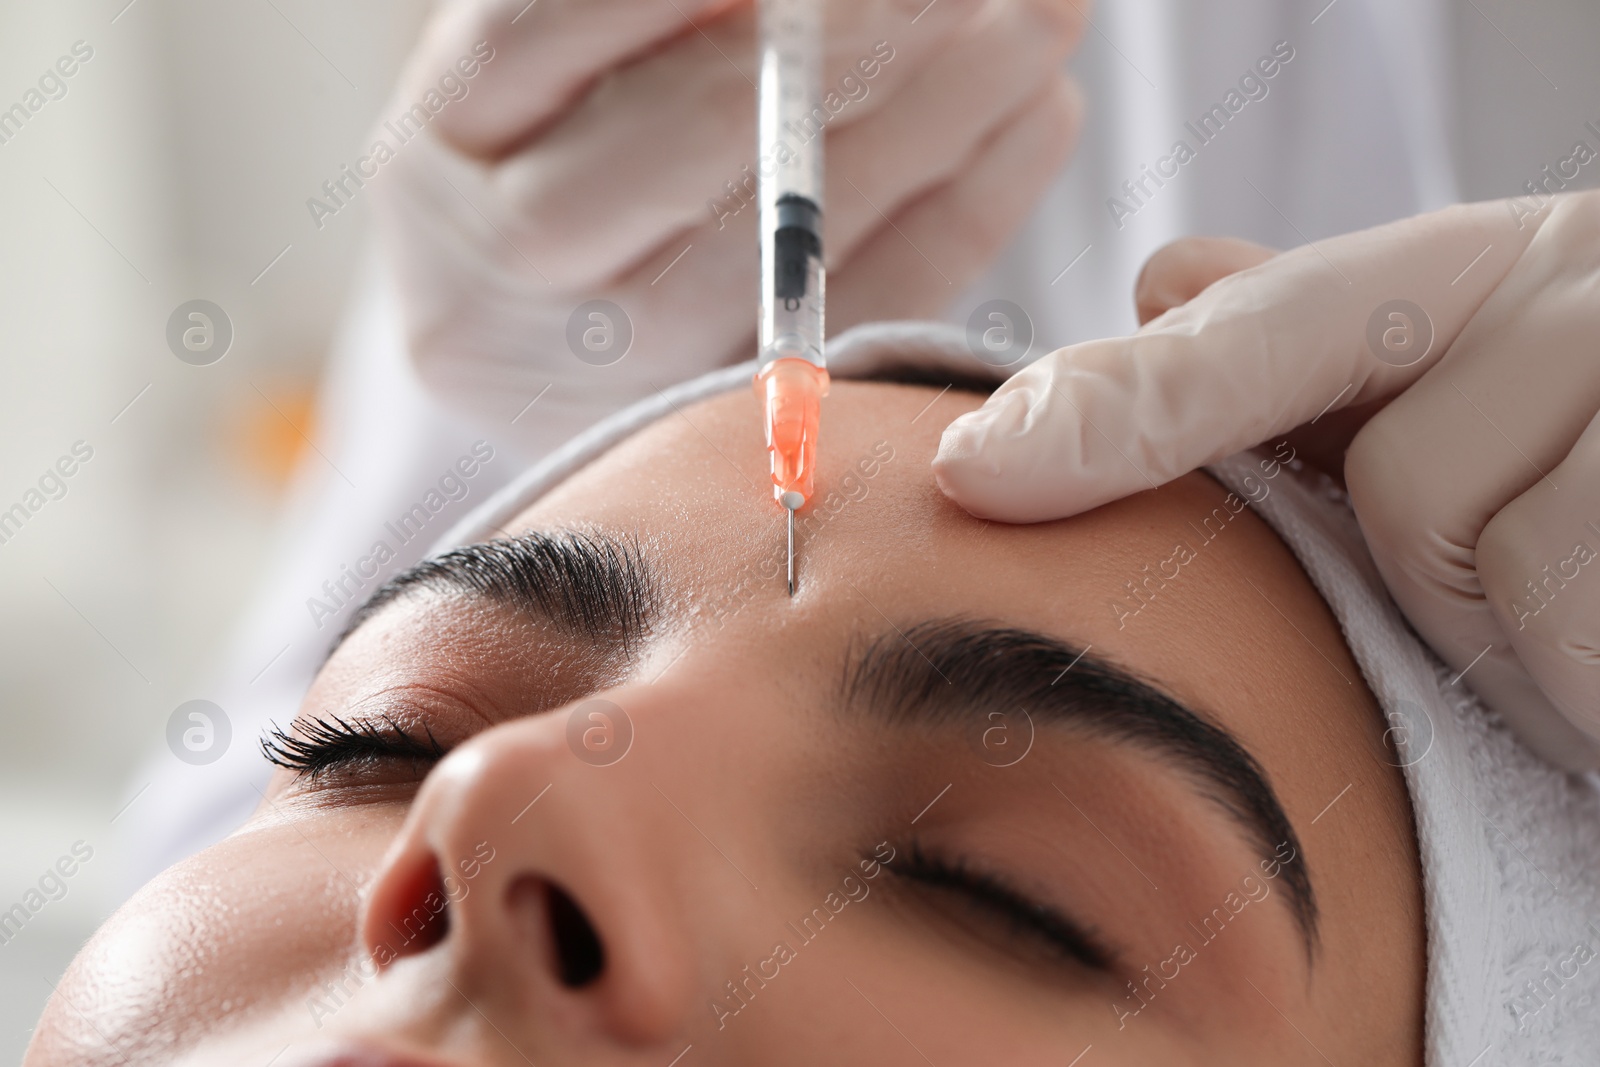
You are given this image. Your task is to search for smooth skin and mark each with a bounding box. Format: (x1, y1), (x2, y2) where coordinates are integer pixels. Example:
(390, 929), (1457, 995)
(29, 382), (1424, 1066)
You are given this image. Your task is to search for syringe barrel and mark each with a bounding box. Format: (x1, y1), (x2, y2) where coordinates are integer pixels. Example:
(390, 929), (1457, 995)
(761, 194), (824, 368)
(757, 0), (825, 371)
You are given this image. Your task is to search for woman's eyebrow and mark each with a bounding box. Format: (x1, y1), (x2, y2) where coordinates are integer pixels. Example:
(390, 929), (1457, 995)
(839, 618), (1319, 958)
(328, 530), (657, 662)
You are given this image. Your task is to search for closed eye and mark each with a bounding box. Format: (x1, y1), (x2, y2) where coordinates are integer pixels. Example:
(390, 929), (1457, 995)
(891, 841), (1118, 973)
(261, 715), (448, 780)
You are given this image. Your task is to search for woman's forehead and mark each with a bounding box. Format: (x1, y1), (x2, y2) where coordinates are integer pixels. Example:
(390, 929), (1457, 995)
(379, 381), (1381, 821)
(511, 380), (985, 541)
(499, 382), (1272, 648)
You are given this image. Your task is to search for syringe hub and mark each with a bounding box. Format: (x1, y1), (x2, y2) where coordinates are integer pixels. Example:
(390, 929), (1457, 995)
(754, 357), (830, 508)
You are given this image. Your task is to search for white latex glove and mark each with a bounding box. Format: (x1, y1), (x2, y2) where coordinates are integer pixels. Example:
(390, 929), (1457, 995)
(934, 192), (1600, 770)
(371, 0), (1086, 458)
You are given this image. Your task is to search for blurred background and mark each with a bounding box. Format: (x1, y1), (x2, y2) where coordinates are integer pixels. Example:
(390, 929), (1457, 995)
(0, 0), (432, 1053)
(1, 0), (1598, 1058)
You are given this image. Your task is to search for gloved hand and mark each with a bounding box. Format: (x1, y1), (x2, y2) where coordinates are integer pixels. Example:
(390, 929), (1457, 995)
(371, 0), (1086, 458)
(934, 192), (1600, 769)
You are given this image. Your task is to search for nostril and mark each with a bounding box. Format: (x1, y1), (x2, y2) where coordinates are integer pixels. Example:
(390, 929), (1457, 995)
(376, 853), (452, 962)
(547, 882), (605, 987)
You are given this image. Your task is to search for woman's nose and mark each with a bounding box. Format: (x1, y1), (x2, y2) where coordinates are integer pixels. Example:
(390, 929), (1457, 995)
(359, 696), (720, 1047)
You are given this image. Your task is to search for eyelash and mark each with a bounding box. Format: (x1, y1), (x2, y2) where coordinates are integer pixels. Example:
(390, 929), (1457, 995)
(893, 842), (1116, 973)
(261, 715), (448, 779)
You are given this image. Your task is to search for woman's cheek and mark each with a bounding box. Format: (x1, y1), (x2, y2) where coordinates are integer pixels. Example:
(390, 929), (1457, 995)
(31, 804), (404, 1065)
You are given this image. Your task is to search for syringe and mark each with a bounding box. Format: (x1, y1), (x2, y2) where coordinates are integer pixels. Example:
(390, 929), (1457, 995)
(754, 0), (829, 598)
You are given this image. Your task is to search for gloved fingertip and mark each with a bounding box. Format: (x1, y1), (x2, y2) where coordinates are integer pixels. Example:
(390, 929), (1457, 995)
(932, 410), (989, 466)
(933, 386), (1034, 467)
(930, 386), (1047, 518)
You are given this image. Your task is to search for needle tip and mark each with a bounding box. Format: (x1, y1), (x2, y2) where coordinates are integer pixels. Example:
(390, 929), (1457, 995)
(786, 506), (796, 597)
